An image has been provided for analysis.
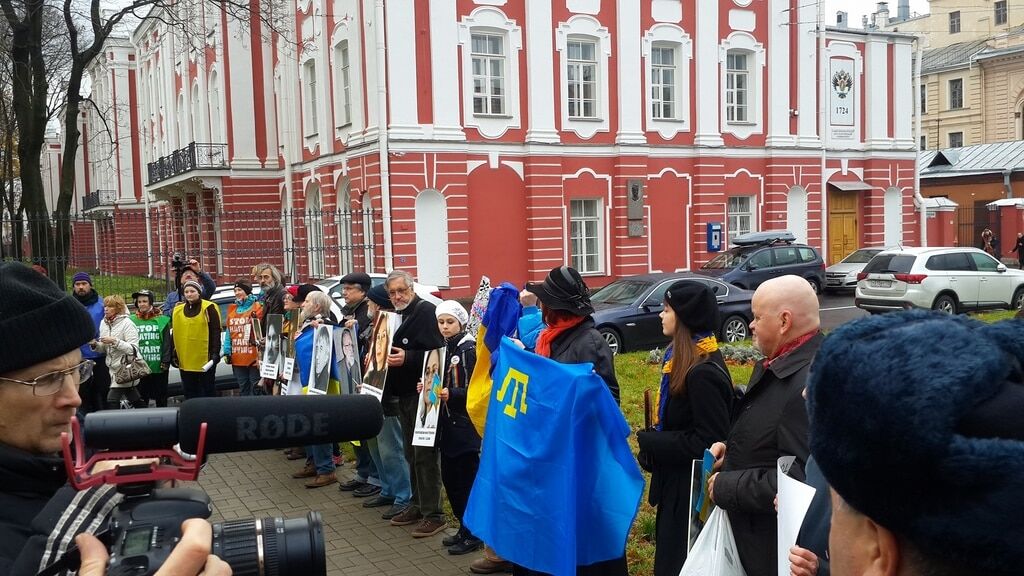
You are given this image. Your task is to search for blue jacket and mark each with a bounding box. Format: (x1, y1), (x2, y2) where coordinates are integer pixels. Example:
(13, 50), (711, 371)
(517, 306), (544, 352)
(161, 272), (216, 316)
(77, 293), (104, 360)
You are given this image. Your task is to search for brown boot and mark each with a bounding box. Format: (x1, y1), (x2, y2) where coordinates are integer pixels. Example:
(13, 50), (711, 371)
(305, 472), (337, 488)
(291, 463), (316, 479)
(469, 546), (512, 574)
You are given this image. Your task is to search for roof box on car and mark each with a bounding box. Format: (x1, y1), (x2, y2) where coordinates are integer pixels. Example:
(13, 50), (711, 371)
(731, 230), (797, 246)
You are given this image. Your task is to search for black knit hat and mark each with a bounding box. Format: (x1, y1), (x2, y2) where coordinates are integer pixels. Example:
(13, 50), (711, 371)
(525, 266), (594, 316)
(367, 284), (395, 310)
(808, 310), (1024, 574)
(233, 278), (253, 295)
(0, 263), (97, 375)
(663, 280), (720, 335)
(339, 272), (371, 293)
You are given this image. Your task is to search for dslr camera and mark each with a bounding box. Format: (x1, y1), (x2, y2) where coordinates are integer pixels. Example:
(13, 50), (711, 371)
(40, 395), (386, 576)
(170, 252), (187, 272)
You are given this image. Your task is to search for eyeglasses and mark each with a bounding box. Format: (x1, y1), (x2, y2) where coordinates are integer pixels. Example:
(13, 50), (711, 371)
(387, 287), (412, 297)
(0, 360), (95, 396)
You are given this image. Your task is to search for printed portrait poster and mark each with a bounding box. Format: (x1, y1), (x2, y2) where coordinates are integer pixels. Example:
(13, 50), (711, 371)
(307, 324), (333, 395)
(260, 314), (284, 379)
(334, 325), (362, 395)
(360, 311), (398, 400)
(413, 347), (446, 447)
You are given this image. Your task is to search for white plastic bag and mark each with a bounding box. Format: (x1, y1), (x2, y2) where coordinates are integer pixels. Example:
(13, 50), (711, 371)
(679, 507), (748, 576)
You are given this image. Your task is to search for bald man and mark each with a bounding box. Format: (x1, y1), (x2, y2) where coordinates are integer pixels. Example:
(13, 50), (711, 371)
(707, 275), (822, 576)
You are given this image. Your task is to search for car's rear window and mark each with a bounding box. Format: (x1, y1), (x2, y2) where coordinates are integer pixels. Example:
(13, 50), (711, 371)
(863, 254), (916, 274)
(798, 247), (819, 263)
(701, 249), (749, 270)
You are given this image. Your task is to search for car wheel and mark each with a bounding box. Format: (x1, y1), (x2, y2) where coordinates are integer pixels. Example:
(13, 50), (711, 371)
(1013, 287), (1024, 311)
(720, 315), (749, 343)
(807, 277), (821, 295)
(599, 327), (622, 356)
(932, 294), (958, 315)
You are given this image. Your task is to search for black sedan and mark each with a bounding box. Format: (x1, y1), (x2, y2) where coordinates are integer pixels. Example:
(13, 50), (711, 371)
(590, 273), (753, 354)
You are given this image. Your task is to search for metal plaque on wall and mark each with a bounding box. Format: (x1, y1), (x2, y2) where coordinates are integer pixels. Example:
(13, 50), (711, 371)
(627, 179), (645, 220)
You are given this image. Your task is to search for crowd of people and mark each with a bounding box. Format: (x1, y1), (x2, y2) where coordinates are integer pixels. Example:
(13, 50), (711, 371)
(0, 256), (1021, 576)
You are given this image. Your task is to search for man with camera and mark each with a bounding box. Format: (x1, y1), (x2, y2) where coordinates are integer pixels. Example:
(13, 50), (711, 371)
(0, 263), (223, 576)
(161, 257), (217, 316)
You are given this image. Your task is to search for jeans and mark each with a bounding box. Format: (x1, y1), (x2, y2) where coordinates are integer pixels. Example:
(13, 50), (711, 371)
(354, 441), (381, 486)
(367, 407), (411, 507)
(398, 394), (444, 520)
(306, 443), (336, 475)
(232, 365), (262, 396)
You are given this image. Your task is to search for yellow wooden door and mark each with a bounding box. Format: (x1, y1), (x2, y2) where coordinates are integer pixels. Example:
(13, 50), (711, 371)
(828, 192), (860, 264)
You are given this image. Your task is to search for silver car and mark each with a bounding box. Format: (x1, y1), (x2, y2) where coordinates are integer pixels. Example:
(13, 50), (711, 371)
(824, 248), (887, 292)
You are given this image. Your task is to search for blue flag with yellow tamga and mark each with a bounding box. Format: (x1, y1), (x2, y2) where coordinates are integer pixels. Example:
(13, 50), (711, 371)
(464, 339), (644, 575)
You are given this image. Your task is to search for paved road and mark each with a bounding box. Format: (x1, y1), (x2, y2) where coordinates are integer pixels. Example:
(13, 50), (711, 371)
(818, 291), (867, 331)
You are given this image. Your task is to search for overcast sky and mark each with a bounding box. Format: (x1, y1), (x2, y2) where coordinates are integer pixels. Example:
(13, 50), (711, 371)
(824, 0), (931, 29)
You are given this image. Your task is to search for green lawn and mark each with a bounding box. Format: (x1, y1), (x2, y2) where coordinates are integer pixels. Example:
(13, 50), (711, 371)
(616, 350), (753, 575)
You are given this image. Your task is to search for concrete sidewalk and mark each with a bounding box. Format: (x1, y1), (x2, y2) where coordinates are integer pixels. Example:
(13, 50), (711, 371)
(196, 449), (483, 575)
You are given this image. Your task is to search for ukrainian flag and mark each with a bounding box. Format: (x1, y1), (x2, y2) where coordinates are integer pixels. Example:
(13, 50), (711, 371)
(464, 339), (644, 575)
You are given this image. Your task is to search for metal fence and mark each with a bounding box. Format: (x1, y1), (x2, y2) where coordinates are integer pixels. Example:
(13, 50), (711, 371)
(1, 207), (380, 300)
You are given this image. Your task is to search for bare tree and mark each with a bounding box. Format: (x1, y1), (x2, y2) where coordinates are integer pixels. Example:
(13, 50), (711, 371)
(0, 0), (291, 288)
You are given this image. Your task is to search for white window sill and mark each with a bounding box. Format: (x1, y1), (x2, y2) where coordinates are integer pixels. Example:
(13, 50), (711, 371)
(473, 113), (513, 119)
(567, 117), (604, 122)
(335, 123), (352, 130)
(725, 121), (755, 126)
(651, 117), (686, 124)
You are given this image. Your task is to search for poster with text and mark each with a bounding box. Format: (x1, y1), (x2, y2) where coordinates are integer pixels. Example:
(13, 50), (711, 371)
(307, 324), (333, 395)
(260, 314), (284, 379)
(829, 58), (855, 127)
(413, 347), (446, 447)
(360, 311), (397, 400)
(335, 325), (362, 395)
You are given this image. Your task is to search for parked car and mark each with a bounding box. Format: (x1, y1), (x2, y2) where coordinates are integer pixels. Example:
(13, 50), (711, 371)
(590, 273), (754, 354)
(824, 247), (888, 292)
(696, 230), (826, 294)
(854, 246), (1024, 314)
(317, 274), (443, 307)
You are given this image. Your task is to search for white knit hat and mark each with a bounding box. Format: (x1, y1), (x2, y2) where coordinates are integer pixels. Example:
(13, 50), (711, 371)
(435, 300), (469, 327)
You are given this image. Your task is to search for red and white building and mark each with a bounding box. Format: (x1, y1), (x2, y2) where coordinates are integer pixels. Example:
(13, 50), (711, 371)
(58, 0), (920, 297)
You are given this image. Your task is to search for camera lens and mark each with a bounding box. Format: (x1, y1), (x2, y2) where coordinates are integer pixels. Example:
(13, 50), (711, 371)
(212, 512), (325, 576)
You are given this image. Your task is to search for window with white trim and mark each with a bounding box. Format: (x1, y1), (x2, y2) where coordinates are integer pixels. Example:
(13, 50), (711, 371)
(949, 10), (961, 33)
(949, 78), (963, 110)
(303, 60), (318, 136)
(725, 51), (750, 123)
(996, 1), (1008, 25)
(471, 33), (505, 116)
(949, 131), (963, 148)
(567, 39), (598, 119)
(920, 134), (927, 150)
(334, 41), (351, 128)
(726, 196), (754, 245)
(651, 44), (676, 119)
(570, 199), (603, 274)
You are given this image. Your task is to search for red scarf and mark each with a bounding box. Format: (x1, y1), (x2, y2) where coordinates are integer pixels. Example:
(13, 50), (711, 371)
(135, 308), (162, 321)
(764, 331), (818, 369)
(535, 315), (586, 358)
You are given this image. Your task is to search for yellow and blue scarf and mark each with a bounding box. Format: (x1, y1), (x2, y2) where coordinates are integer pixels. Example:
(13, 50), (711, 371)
(654, 331), (719, 431)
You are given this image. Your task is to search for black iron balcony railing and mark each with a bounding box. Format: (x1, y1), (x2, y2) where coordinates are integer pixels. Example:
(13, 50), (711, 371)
(147, 142), (228, 185)
(83, 189), (117, 211)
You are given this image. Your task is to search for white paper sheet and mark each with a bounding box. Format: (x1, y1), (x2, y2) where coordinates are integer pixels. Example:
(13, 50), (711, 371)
(777, 456), (816, 576)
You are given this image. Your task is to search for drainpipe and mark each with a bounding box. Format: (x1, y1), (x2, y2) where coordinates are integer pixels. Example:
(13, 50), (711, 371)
(914, 36), (927, 246)
(1004, 170), (1014, 199)
(374, 0), (394, 271)
(818, 0), (828, 259)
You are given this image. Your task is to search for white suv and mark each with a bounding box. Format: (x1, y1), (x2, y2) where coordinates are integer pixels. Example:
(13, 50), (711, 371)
(855, 247), (1024, 314)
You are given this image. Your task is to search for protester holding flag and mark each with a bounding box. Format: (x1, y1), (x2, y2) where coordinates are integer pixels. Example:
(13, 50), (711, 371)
(635, 281), (733, 576)
(432, 301), (482, 555)
(290, 291), (341, 488)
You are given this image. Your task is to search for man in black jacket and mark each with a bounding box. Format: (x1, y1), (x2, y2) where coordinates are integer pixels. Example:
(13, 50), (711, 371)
(708, 275), (821, 576)
(381, 270), (448, 538)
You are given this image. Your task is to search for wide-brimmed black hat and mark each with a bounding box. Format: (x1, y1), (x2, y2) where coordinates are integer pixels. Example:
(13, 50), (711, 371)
(339, 272), (372, 293)
(525, 266), (594, 316)
(293, 284), (319, 303)
(664, 280), (720, 335)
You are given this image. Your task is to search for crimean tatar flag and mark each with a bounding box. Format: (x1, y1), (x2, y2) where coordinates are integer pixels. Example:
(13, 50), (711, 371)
(464, 338), (644, 575)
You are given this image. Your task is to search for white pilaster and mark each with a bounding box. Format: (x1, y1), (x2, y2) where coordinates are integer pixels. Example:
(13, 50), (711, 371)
(525, 0), (559, 143)
(615, 0), (644, 144)
(865, 36), (889, 149)
(796, 0), (819, 146)
(385, 0), (421, 139)
(227, 17), (259, 167)
(430, 0), (465, 140)
(694, 1), (722, 147)
(893, 41), (914, 149)
(766, 0), (794, 147)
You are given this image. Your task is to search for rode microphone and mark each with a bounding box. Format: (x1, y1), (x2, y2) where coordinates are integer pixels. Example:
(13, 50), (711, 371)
(82, 395), (384, 455)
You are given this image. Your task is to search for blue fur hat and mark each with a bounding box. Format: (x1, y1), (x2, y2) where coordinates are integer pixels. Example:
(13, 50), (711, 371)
(807, 310), (1024, 574)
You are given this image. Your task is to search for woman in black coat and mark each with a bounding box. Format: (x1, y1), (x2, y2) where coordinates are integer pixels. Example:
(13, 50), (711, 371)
(635, 281), (733, 576)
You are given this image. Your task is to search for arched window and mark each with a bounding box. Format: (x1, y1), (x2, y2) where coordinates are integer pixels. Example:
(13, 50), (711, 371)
(191, 84), (201, 144)
(208, 71), (222, 143)
(415, 189), (449, 286)
(306, 182), (325, 279)
(337, 176), (353, 275)
(884, 187), (903, 246)
(787, 186), (808, 244)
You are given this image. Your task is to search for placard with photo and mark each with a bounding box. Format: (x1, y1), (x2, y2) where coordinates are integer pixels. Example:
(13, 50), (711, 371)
(360, 311), (398, 400)
(260, 314), (284, 379)
(334, 325), (362, 395)
(307, 324), (333, 395)
(412, 347), (446, 447)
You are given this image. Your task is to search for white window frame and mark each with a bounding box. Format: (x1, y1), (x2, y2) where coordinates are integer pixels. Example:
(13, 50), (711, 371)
(726, 196), (756, 246)
(569, 198), (604, 274)
(948, 78), (964, 110)
(330, 18), (364, 141)
(725, 51), (750, 124)
(305, 181), (325, 279)
(996, 1), (1008, 25)
(650, 45), (677, 120)
(556, 15), (611, 139)
(457, 7), (522, 139)
(949, 10), (961, 33)
(566, 38), (598, 120)
(303, 59), (318, 138)
(333, 40), (352, 129)
(948, 131), (964, 148)
(471, 32), (506, 116)
(719, 32), (765, 140)
(643, 24), (692, 139)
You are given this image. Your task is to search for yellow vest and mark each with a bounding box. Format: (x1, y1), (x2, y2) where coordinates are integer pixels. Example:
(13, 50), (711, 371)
(173, 300), (219, 372)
